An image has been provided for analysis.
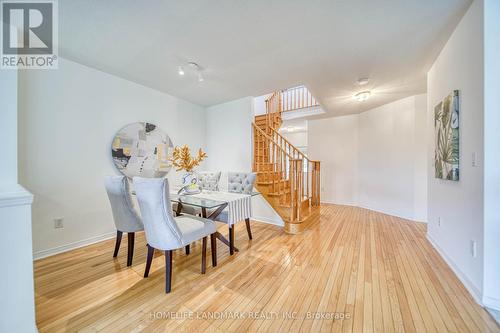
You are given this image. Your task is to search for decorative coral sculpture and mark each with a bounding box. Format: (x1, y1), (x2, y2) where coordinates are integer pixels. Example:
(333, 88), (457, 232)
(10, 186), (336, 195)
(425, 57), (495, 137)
(170, 145), (207, 172)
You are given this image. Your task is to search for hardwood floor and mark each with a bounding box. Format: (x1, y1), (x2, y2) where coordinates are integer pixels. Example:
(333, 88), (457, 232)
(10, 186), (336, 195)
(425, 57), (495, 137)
(34, 205), (499, 332)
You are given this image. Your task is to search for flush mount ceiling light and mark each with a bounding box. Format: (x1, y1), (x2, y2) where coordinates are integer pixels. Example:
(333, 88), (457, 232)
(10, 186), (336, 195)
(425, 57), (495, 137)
(357, 77), (370, 86)
(177, 62), (204, 82)
(354, 90), (371, 102)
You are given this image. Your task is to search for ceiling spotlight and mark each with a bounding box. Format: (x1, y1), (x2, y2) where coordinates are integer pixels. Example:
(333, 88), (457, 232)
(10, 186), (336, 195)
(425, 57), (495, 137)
(354, 91), (371, 102)
(178, 66), (185, 76)
(198, 72), (204, 82)
(357, 78), (370, 86)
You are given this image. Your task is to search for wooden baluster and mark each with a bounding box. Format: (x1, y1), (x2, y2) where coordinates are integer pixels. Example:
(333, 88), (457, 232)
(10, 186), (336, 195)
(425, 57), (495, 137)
(302, 87), (307, 107)
(302, 87), (305, 108)
(314, 162), (317, 205)
(304, 159), (310, 199)
(291, 158), (294, 219)
(284, 90), (287, 112)
(295, 89), (300, 109)
(300, 88), (303, 108)
(275, 144), (278, 203)
(317, 162), (321, 205)
(296, 160), (299, 219)
(295, 88), (297, 109)
(314, 162), (318, 205)
(293, 89), (296, 110)
(296, 88), (299, 109)
(272, 139), (276, 194)
(261, 130), (264, 174)
(253, 126), (256, 172)
(297, 159), (301, 220)
(270, 137), (273, 194)
(311, 162), (316, 206)
(287, 90), (290, 111)
(276, 140), (280, 201)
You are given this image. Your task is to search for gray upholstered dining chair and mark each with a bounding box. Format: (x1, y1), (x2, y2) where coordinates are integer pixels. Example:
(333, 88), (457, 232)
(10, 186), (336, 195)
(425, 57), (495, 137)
(104, 175), (144, 266)
(215, 172), (257, 254)
(172, 171), (221, 218)
(133, 177), (218, 293)
(198, 171), (222, 191)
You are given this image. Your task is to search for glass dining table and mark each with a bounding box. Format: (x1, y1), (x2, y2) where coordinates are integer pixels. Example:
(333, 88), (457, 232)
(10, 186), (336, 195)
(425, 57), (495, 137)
(170, 190), (261, 254)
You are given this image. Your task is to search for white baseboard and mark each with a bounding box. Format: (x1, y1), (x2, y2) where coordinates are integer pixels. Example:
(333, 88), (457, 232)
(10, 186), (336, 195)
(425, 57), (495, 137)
(320, 200), (428, 223)
(320, 200), (357, 207)
(33, 217), (283, 260)
(483, 296), (500, 312)
(33, 231), (116, 261)
(33, 218), (284, 260)
(251, 216), (284, 227)
(426, 233), (483, 305)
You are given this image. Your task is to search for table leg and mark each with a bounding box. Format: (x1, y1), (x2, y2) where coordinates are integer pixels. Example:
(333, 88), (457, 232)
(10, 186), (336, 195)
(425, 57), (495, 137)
(175, 202), (183, 216)
(200, 203), (239, 253)
(214, 232), (239, 252)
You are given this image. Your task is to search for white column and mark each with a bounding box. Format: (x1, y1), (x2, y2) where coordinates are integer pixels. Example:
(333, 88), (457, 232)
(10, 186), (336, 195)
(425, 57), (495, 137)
(0, 68), (37, 331)
(483, 0), (500, 312)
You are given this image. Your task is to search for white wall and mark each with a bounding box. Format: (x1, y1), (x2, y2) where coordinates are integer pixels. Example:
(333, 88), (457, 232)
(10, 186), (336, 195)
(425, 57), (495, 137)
(308, 95), (427, 220)
(359, 95), (427, 221)
(0, 68), (37, 332)
(205, 97), (284, 226)
(253, 93), (271, 116)
(482, 0), (500, 311)
(426, 0), (484, 302)
(414, 95), (429, 222)
(206, 97), (254, 172)
(18, 58), (207, 257)
(282, 131), (307, 149)
(308, 115), (359, 206)
(0, 70), (18, 185)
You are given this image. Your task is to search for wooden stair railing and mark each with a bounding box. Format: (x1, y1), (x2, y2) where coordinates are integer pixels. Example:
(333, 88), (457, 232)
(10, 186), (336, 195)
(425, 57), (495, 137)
(267, 125), (321, 207)
(280, 85), (319, 112)
(252, 116), (320, 234)
(252, 123), (293, 206)
(264, 85), (320, 131)
(254, 85), (321, 233)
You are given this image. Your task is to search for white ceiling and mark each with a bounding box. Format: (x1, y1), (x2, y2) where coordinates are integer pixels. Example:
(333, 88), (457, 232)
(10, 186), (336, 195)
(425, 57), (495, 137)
(59, 0), (471, 117)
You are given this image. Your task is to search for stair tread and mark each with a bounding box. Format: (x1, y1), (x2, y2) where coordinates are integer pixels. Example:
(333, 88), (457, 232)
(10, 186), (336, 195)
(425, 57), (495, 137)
(257, 180), (289, 185)
(253, 109), (318, 229)
(267, 191), (291, 197)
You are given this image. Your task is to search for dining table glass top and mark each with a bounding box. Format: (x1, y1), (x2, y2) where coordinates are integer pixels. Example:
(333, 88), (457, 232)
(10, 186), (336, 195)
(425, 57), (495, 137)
(170, 190), (260, 209)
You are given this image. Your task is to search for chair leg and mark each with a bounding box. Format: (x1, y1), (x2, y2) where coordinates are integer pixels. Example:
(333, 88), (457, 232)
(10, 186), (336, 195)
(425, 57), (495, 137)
(144, 244), (155, 277)
(201, 237), (207, 274)
(210, 233), (217, 267)
(245, 218), (253, 240)
(229, 225), (235, 255)
(113, 230), (122, 257)
(127, 232), (135, 266)
(165, 250), (173, 293)
(185, 244), (190, 255)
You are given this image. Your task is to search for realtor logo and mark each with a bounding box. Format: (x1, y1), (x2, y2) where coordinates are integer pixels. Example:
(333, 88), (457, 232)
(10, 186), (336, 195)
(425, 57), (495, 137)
(1, 0), (58, 69)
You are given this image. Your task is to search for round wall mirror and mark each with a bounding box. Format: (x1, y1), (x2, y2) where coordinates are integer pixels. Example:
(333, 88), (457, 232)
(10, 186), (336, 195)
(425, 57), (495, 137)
(111, 122), (173, 178)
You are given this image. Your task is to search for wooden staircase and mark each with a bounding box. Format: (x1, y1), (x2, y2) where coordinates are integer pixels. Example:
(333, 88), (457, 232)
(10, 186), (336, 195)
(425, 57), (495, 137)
(252, 87), (321, 234)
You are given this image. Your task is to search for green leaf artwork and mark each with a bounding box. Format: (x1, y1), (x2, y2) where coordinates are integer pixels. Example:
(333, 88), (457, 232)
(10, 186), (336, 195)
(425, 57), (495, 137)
(434, 90), (459, 181)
